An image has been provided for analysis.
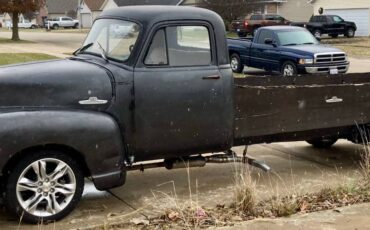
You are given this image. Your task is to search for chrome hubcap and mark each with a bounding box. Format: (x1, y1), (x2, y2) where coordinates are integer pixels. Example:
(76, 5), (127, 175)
(348, 30), (354, 36)
(314, 31), (321, 38)
(16, 158), (76, 217)
(283, 65), (294, 76)
(231, 58), (239, 71)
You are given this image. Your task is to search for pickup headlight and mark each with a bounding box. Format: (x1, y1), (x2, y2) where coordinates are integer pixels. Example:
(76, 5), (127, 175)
(299, 58), (314, 65)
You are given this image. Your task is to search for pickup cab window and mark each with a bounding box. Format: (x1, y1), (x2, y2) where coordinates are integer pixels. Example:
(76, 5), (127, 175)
(333, 16), (344, 22)
(82, 19), (140, 62)
(145, 25), (211, 67)
(251, 15), (263, 20)
(257, 30), (274, 44)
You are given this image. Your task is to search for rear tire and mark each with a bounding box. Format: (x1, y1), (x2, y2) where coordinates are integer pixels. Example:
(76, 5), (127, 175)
(4, 150), (84, 224)
(345, 28), (355, 38)
(237, 32), (247, 38)
(281, 61), (297, 76)
(52, 24), (59, 30)
(307, 137), (338, 148)
(230, 53), (244, 73)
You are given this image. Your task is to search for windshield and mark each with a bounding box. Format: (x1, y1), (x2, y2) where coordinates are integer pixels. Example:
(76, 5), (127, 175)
(277, 30), (318, 46)
(82, 19), (140, 62)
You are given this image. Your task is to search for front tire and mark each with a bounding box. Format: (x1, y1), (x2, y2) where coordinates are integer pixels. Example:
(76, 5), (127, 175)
(52, 24), (59, 30)
(281, 61), (297, 76)
(307, 137), (338, 148)
(4, 150), (84, 224)
(230, 53), (244, 73)
(74, 23), (79, 29)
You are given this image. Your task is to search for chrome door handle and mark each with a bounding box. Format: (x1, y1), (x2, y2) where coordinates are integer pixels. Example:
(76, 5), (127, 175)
(202, 75), (220, 80)
(326, 96), (343, 103)
(79, 97), (108, 105)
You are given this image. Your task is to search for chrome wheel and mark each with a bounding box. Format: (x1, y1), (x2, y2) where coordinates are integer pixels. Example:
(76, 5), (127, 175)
(314, 30), (321, 38)
(283, 64), (295, 76)
(347, 29), (354, 37)
(16, 158), (76, 217)
(231, 57), (239, 71)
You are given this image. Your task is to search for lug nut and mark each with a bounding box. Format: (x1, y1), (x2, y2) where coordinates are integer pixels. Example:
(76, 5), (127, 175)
(45, 178), (49, 182)
(43, 192), (48, 196)
(50, 182), (55, 186)
(38, 182), (43, 186)
(37, 189), (42, 193)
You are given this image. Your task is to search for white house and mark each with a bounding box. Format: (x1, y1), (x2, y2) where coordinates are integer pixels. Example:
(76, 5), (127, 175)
(80, 0), (105, 28)
(101, 0), (188, 12)
(309, 0), (370, 36)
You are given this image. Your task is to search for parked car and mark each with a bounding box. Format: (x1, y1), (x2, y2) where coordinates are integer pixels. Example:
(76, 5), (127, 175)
(46, 17), (79, 29)
(231, 14), (291, 37)
(6, 19), (38, 29)
(292, 15), (357, 38)
(228, 26), (349, 75)
(0, 6), (368, 224)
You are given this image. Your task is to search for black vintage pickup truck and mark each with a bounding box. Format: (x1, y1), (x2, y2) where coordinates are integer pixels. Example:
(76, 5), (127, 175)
(0, 6), (370, 223)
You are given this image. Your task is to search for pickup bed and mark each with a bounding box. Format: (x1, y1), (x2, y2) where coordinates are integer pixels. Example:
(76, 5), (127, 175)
(228, 26), (349, 75)
(0, 6), (367, 223)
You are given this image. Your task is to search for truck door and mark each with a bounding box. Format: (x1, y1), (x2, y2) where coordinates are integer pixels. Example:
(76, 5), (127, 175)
(250, 29), (280, 71)
(133, 24), (233, 159)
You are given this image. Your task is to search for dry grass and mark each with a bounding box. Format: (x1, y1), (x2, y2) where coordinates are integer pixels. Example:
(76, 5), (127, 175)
(321, 37), (370, 58)
(233, 165), (256, 214)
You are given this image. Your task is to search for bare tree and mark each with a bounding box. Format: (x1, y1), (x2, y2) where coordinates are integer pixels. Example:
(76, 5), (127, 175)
(0, 0), (45, 41)
(198, 0), (250, 25)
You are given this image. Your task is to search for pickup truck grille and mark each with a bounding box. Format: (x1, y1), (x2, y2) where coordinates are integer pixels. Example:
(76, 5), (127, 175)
(315, 53), (346, 64)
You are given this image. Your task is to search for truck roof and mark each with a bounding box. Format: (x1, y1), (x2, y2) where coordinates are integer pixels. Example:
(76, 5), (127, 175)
(98, 6), (230, 66)
(99, 5), (222, 25)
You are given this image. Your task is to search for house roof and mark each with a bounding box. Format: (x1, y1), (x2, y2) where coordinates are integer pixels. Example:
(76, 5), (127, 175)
(46, 0), (78, 14)
(113, 0), (183, 6)
(84, 0), (106, 11)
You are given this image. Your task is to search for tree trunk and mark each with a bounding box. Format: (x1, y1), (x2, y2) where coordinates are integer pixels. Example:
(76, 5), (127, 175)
(11, 12), (20, 41)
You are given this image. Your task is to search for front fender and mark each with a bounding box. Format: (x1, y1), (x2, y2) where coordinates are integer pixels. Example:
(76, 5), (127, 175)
(0, 111), (125, 190)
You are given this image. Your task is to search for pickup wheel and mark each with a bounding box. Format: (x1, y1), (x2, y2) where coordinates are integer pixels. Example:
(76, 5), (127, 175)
(74, 23), (79, 29)
(306, 137), (338, 148)
(4, 150), (84, 224)
(237, 32), (247, 38)
(30, 25), (36, 29)
(345, 28), (355, 38)
(313, 29), (321, 39)
(230, 53), (244, 73)
(52, 24), (59, 30)
(281, 61), (297, 76)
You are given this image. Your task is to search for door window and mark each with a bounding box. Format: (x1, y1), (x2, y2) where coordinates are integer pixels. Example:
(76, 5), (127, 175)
(251, 15), (263, 20)
(144, 25), (212, 67)
(257, 29), (274, 44)
(333, 16), (344, 22)
(144, 29), (168, 65)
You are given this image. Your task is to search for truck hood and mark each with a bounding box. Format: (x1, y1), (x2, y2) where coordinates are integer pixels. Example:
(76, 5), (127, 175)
(281, 44), (345, 57)
(0, 59), (113, 109)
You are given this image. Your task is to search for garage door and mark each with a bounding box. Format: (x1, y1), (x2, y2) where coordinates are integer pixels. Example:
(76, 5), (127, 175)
(81, 13), (92, 28)
(325, 8), (370, 36)
(325, 8), (369, 36)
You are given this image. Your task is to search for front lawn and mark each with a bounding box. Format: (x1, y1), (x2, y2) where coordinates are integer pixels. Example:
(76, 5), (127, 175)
(321, 37), (370, 58)
(0, 37), (34, 44)
(0, 53), (59, 66)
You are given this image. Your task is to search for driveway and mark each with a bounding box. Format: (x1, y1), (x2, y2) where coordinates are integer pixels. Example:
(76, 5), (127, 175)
(0, 141), (364, 229)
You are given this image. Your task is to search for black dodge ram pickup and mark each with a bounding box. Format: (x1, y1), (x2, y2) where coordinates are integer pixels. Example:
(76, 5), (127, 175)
(293, 15), (357, 38)
(1, 6), (370, 223)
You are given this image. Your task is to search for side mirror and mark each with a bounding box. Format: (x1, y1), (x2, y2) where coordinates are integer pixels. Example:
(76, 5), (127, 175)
(265, 38), (277, 47)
